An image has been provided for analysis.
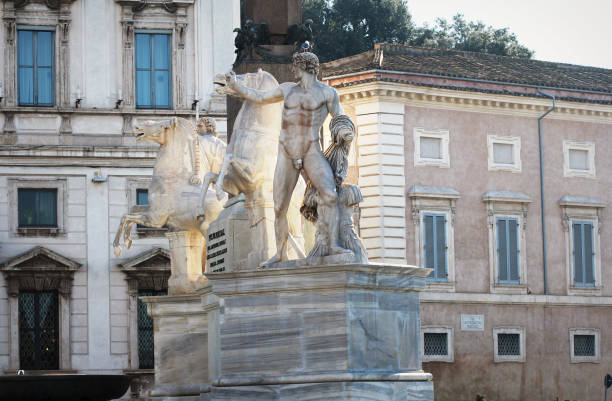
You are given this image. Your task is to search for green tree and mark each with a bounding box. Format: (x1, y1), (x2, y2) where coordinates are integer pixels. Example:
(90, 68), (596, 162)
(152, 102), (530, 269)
(302, 1), (533, 61)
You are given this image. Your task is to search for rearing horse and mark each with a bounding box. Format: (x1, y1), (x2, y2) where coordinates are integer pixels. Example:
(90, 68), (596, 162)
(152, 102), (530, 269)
(113, 117), (226, 257)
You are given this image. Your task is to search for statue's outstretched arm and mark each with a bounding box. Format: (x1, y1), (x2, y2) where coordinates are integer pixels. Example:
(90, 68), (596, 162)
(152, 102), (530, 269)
(225, 71), (284, 104)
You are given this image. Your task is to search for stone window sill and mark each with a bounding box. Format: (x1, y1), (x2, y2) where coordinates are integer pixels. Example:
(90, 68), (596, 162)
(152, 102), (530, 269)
(424, 281), (456, 293)
(491, 283), (528, 295)
(568, 285), (602, 296)
(16, 227), (64, 237)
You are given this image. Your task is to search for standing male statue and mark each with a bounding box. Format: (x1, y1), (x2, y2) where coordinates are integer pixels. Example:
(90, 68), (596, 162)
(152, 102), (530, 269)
(224, 52), (351, 266)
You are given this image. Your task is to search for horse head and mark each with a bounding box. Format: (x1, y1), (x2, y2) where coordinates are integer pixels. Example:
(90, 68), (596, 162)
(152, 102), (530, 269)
(214, 69), (278, 97)
(133, 117), (180, 146)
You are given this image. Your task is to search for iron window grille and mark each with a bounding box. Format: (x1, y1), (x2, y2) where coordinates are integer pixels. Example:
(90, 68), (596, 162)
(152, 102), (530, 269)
(137, 289), (167, 369)
(497, 333), (520, 356)
(574, 334), (595, 357)
(19, 291), (59, 370)
(424, 332), (448, 356)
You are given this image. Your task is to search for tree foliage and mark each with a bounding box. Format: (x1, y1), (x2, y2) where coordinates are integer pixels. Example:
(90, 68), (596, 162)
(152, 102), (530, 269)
(302, 0), (533, 62)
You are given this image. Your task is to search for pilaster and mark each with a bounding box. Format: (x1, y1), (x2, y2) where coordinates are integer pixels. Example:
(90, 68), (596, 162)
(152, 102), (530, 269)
(355, 101), (407, 264)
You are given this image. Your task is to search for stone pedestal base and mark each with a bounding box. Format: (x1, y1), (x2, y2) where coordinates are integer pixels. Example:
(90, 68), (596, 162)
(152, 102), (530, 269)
(210, 379), (433, 401)
(145, 263), (434, 401)
(166, 231), (206, 295)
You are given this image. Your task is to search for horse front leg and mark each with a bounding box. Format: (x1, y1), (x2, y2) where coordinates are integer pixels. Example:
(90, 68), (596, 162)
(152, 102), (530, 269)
(113, 212), (165, 257)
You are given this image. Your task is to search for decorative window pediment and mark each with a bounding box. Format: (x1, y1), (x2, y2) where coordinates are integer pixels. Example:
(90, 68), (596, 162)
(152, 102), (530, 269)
(1, 246), (81, 296)
(119, 247), (170, 292)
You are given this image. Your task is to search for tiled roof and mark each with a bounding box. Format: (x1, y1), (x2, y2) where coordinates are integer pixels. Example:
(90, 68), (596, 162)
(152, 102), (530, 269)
(322, 44), (612, 94)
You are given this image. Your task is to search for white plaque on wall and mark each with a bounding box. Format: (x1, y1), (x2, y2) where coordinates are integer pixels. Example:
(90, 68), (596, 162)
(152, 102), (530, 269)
(461, 314), (484, 331)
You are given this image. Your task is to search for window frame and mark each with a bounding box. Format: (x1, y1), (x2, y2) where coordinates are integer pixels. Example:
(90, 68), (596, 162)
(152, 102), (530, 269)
(18, 290), (60, 370)
(563, 140), (595, 178)
(493, 326), (525, 363)
(9, 178), (67, 237)
(571, 220), (595, 288)
(408, 185), (459, 292)
(569, 328), (600, 363)
(134, 30), (173, 110)
(17, 188), (58, 228)
(495, 216), (521, 285)
(127, 179), (168, 238)
(487, 135), (521, 172)
(560, 196), (605, 296)
(17, 26), (56, 107)
(413, 128), (450, 168)
(482, 191), (530, 294)
(421, 326), (454, 363)
(422, 212), (448, 282)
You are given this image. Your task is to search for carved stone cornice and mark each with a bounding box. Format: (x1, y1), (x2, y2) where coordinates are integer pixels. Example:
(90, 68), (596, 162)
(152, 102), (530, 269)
(119, 247), (171, 291)
(115, 0), (194, 13)
(10, 0), (77, 10)
(337, 82), (612, 124)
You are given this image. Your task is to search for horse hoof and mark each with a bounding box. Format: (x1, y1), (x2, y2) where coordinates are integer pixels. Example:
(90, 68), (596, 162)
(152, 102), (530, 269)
(125, 239), (132, 249)
(114, 246), (122, 257)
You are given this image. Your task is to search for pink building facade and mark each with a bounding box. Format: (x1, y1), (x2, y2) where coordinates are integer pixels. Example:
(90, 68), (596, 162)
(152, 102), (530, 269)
(323, 44), (612, 401)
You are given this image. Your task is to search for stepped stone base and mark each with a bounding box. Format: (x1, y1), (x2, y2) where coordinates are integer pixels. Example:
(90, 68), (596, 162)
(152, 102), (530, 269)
(144, 263), (434, 401)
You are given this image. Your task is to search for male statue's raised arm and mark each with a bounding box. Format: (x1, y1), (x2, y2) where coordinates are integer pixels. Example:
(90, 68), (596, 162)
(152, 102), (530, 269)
(224, 71), (285, 104)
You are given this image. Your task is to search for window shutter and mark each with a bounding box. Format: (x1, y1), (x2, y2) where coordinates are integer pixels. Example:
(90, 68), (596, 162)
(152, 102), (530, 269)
(497, 218), (508, 282)
(508, 219), (519, 282)
(583, 223), (594, 285)
(573, 223), (584, 284)
(424, 214), (434, 275)
(435, 215), (446, 279)
(18, 30), (34, 105)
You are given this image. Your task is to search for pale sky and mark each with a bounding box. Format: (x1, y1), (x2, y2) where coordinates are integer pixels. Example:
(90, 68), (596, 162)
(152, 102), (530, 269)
(407, 0), (612, 69)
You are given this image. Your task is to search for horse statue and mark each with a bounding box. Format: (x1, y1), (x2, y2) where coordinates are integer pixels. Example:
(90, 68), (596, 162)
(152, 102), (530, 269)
(113, 117), (226, 258)
(213, 69), (307, 267)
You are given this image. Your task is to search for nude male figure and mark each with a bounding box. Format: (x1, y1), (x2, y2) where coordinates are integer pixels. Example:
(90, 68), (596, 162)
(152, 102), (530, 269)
(224, 52), (350, 265)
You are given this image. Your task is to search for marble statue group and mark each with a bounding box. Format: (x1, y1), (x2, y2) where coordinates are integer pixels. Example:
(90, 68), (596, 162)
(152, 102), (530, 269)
(113, 51), (367, 269)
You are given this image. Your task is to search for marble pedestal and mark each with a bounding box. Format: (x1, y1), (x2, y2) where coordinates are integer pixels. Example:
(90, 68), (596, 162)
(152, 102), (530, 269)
(166, 231), (206, 295)
(206, 263), (434, 401)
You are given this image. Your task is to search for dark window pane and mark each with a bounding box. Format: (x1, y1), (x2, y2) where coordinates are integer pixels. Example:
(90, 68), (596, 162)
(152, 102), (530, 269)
(574, 334), (595, 356)
(498, 333), (520, 356)
(424, 332), (448, 356)
(136, 189), (149, 206)
(18, 188), (57, 227)
(573, 223), (584, 284)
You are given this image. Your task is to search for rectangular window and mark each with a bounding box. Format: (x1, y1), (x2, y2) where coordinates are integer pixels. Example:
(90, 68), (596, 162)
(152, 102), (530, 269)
(569, 328), (600, 363)
(574, 334), (595, 357)
(569, 149), (589, 170)
(424, 213), (447, 281)
(135, 32), (171, 109)
(487, 135), (521, 172)
(138, 289), (167, 369)
(136, 188), (149, 206)
(420, 137), (442, 159)
(18, 28), (54, 106)
(497, 217), (519, 284)
(497, 333), (520, 356)
(19, 291), (59, 370)
(573, 221), (594, 286)
(18, 188), (57, 228)
(424, 332), (448, 356)
(493, 143), (513, 164)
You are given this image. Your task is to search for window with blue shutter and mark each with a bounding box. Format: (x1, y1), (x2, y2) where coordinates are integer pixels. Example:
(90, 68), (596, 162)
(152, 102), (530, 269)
(424, 213), (447, 281)
(573, 221), (595, 286)
(136, 32), (171, 109)
(18, 28), (54, 106)
(497, 217), (520, 284)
